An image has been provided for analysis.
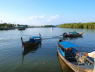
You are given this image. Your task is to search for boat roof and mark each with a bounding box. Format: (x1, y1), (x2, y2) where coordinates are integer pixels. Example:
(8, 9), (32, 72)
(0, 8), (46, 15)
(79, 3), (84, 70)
(31, 36), (40, 39)
(69, 31), (77, 34)
(59, 41), (79, 48)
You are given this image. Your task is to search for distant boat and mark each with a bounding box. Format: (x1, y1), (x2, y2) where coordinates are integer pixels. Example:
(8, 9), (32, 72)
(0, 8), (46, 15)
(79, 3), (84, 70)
(18, 27), (26, 30)
(57, 41), (94, 72)
(16, 25), (27, 30)
(63, 31), (83, 38)
(21, 36), (41, 48)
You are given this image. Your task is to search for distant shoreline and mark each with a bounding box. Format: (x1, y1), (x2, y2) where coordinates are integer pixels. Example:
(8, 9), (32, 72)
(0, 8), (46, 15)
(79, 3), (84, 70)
(0, 23), (15, 30)
(2, 22), (95, 30)
(0, 23), (28, 30)
(58, 22), (95, 29)
(0, 23), (56, 30)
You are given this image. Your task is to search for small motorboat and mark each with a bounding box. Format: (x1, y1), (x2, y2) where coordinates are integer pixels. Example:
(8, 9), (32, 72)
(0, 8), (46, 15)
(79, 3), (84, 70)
(57, 41), (94, 72)
(21, 36), (41, 48)
(63, 31), (83, 38)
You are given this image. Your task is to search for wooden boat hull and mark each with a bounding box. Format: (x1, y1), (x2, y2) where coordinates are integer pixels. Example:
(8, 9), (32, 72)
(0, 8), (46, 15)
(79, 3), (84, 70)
(63, 34), (83, 38)
(57, 48), (93, 72)
(22, 39), (41, 48)
(63, 32), (83, 38)
(23, 43), (41, 56)
(57, 53), (75, 72)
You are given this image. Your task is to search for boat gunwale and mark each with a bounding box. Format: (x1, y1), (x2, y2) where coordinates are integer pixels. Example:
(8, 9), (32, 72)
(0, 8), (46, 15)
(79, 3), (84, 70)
(57, 47), (93, 72)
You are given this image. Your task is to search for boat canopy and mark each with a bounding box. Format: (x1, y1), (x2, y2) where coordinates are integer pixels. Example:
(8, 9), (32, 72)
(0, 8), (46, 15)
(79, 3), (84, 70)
(31, 36), (40, 39)
(59, 41), (79, 48)
(69, 31), (78, 34)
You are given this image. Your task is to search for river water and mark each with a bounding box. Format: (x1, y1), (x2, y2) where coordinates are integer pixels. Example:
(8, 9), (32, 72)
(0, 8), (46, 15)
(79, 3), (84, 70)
(0, 28), (95, 72)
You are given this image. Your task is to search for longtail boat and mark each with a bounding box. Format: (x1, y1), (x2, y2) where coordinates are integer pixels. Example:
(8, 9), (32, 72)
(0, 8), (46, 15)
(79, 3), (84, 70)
(21, 36), (41, 48)
(63, 31), (83, 38)
(23, 42), (41, 56)
(57, 41), (94, 72)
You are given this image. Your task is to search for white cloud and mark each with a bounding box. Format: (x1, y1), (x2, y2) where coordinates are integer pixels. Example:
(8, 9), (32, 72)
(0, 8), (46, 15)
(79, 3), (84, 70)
(29, 16), (45, 20)
(0, 13), (63, 25)
(47, 15), (59, 22)
(0, 12), (19, 24)
(17, 15), (62, 26)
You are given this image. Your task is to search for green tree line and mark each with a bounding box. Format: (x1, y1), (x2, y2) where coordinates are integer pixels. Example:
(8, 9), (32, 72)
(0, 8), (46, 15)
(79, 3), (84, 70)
(58, 23), (95, 29)
(0, 23), (15, 28)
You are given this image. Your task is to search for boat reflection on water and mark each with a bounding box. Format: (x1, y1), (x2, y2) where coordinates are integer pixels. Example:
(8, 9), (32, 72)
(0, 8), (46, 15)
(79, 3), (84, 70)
(23, 42), (41, 56)
(57, 54), (74, 72)
(22, 41), (41, 64)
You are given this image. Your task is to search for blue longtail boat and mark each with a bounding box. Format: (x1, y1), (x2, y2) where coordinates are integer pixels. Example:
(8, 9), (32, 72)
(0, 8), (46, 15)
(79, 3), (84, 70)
(57, 41), (94, 72)
(21, 36), (41, 48)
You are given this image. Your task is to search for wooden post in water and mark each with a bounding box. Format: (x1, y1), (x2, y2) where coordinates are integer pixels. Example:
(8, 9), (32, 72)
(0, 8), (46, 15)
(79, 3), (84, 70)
(39, 33), (41, 37)
(21, 37), (24, 48)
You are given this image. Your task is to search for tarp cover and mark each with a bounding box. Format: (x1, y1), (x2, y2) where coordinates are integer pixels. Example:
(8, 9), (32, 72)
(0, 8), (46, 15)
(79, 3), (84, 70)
(31, 36), (40, 39)
(59, 41), (79, 48)
(69, 31), (77, 34)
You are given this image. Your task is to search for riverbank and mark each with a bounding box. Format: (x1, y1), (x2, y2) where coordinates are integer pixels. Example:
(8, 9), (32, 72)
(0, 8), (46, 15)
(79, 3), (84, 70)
(0, 23), (28, 30)
(0, 23), (15, 30)
(0, 23), (56, 30)
(58, 22), (95, 29)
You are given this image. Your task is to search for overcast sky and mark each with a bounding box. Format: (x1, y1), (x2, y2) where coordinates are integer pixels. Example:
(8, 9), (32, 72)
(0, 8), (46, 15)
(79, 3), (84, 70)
(0, 0), (95, 26)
